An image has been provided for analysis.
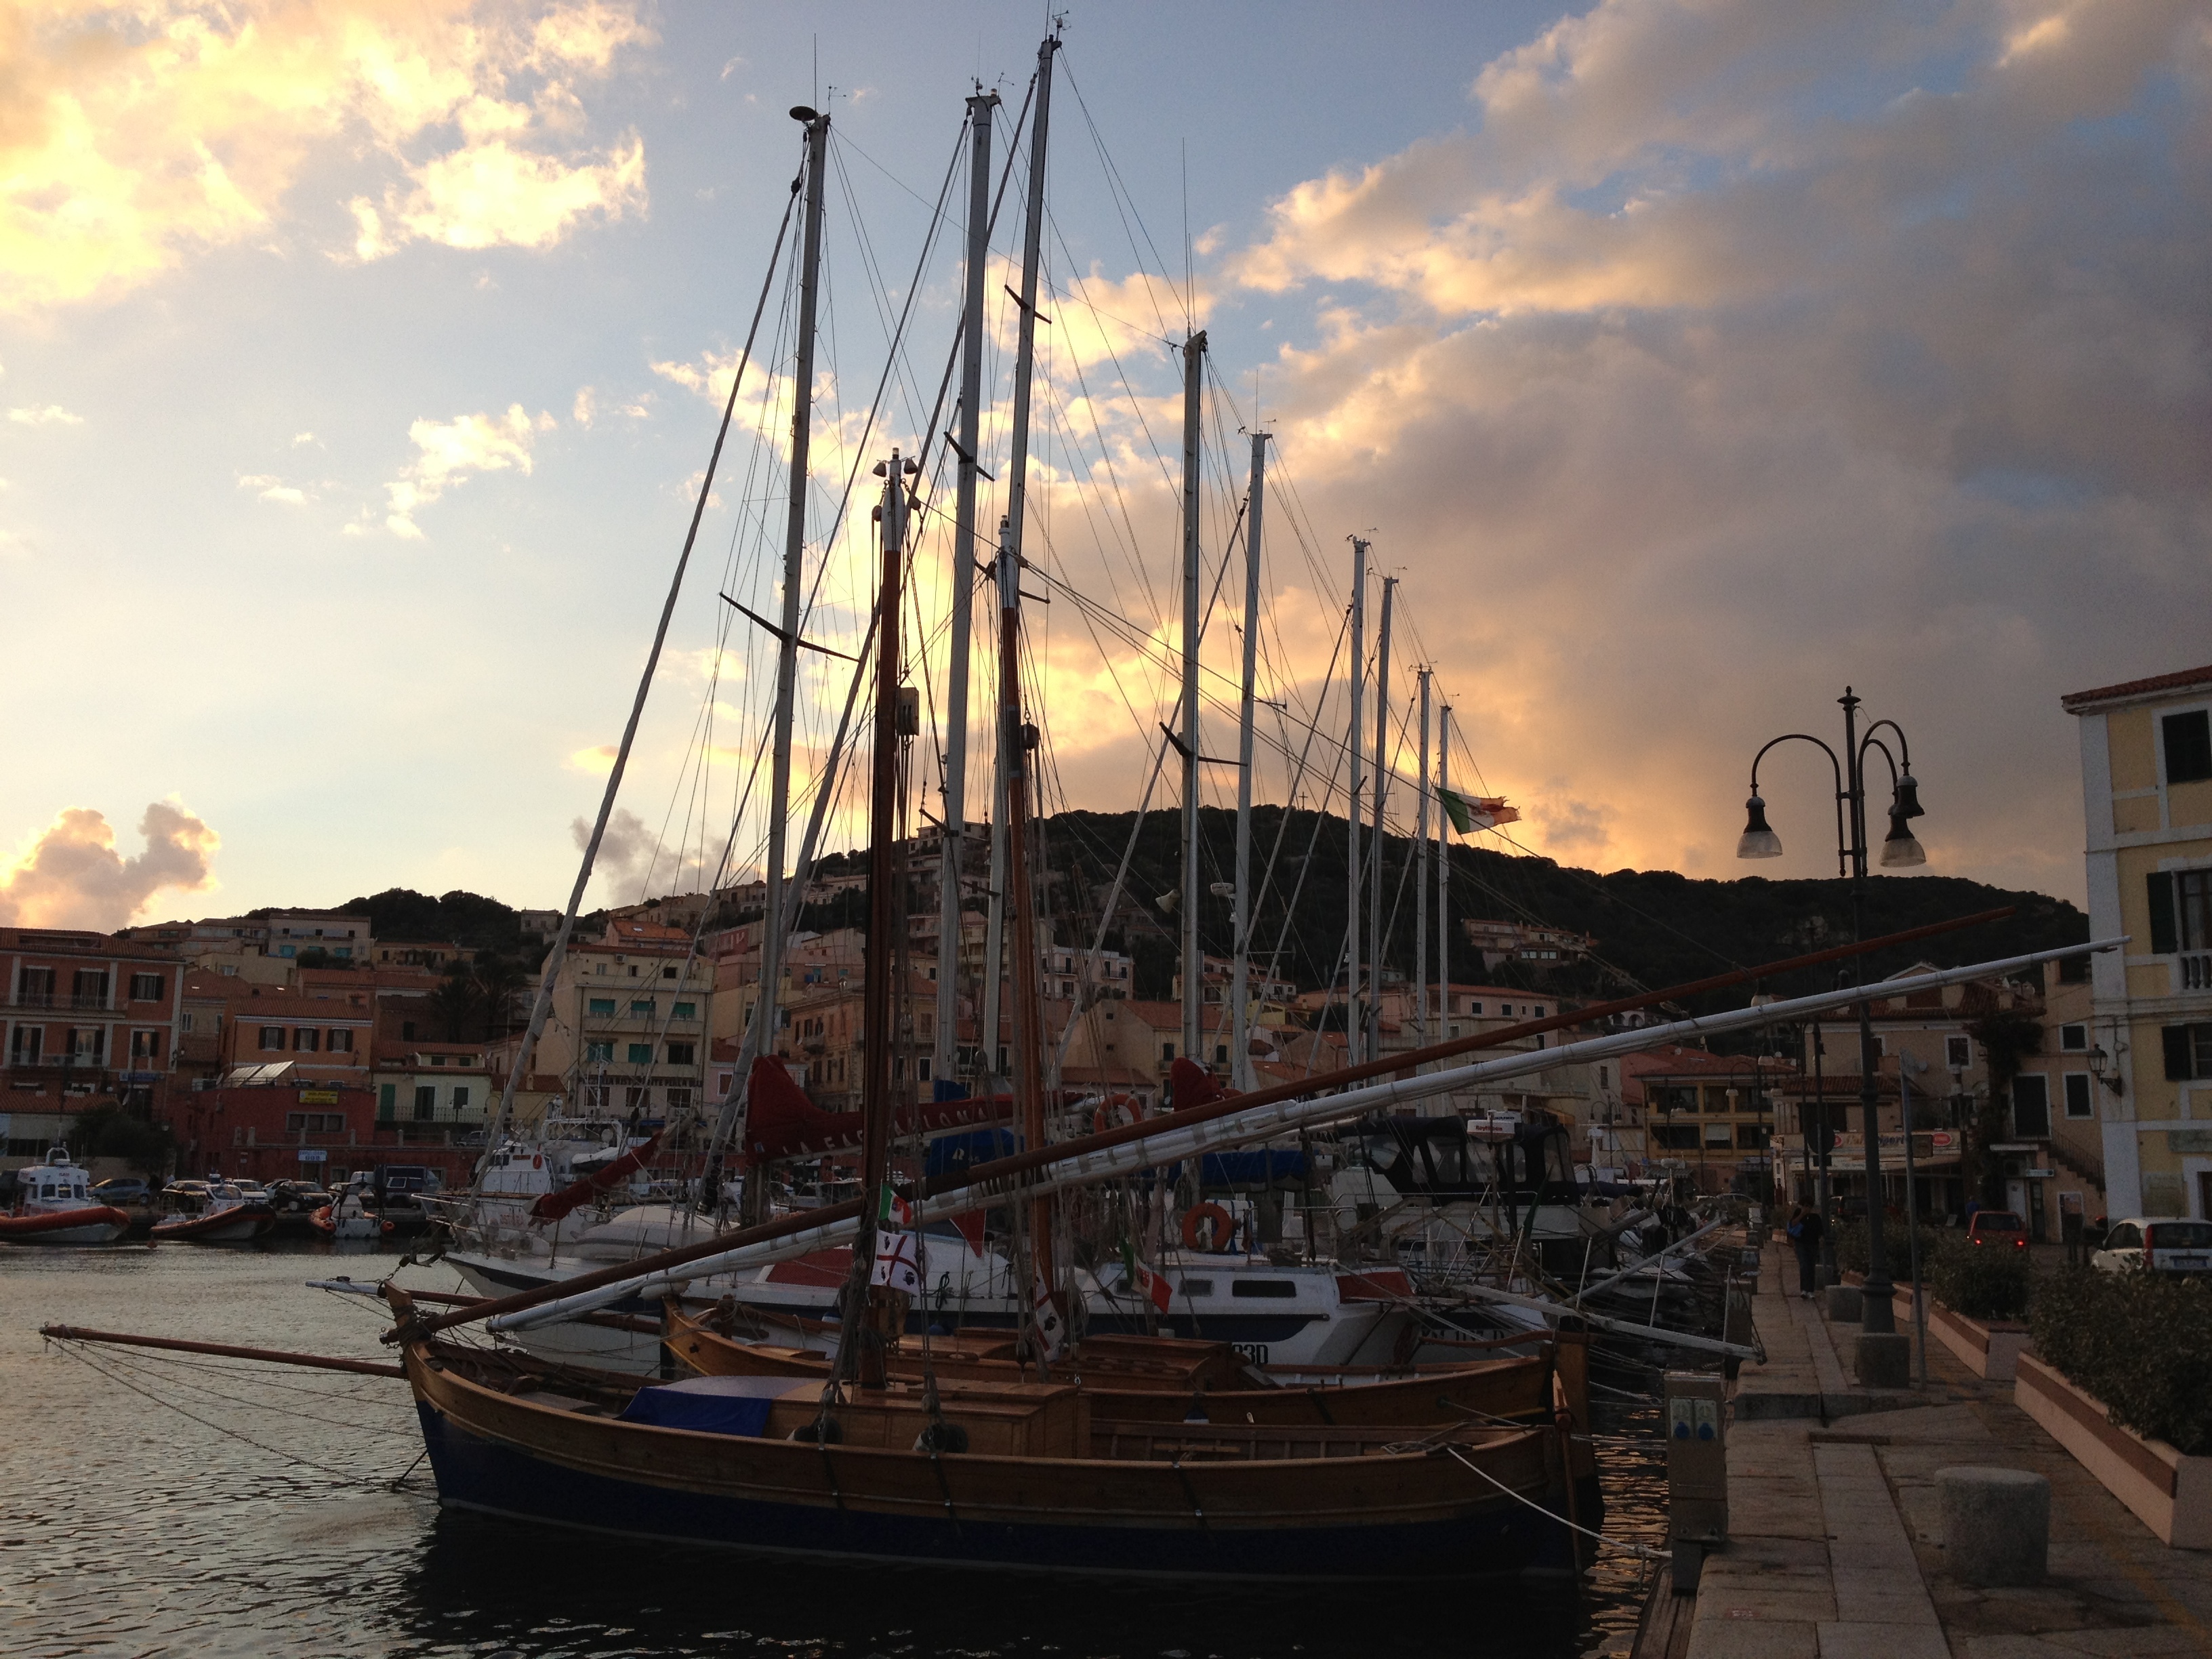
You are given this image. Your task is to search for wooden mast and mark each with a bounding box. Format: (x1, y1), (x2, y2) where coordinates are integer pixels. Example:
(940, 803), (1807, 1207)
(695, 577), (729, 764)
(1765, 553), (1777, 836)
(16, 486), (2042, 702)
(996, 527), (1052, 1297)
(857, 449), (914, 1385)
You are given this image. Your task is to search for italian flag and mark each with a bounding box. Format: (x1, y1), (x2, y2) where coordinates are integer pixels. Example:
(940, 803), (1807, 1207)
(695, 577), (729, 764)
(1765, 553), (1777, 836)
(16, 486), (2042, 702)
(1120, 1238), (1174, 1314)
(879, 1185), (915, 1229)
(1439, 789), (1519, 836)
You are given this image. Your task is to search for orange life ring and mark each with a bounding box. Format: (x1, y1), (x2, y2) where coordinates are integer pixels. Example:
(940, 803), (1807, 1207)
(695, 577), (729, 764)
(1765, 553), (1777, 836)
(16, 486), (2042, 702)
(1090, 1094), (1140, 1135)
(1181, 1202), (1235, 1254)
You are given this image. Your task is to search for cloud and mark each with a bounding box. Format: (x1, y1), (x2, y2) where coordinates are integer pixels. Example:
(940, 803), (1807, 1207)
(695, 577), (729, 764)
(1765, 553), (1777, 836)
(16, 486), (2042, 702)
(568, 743), (616, 773)
(382, 402), (548, 537)
(8, 405), (83, 426)
(0, 1), (655, 314)
(0, 801), (220, 930)
(571, 806), (720, 900)
(572, 386), (596, 426)
(237, 472), (306, 504)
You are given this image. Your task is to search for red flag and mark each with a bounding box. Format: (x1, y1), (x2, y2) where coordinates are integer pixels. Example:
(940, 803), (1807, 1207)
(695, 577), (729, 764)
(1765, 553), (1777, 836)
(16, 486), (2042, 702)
(950, 1210), (987, 1258)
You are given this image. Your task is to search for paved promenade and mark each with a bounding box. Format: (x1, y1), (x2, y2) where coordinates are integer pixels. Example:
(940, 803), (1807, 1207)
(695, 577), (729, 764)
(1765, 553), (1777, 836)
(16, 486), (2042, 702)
(1664, 1245), (2212, 1659)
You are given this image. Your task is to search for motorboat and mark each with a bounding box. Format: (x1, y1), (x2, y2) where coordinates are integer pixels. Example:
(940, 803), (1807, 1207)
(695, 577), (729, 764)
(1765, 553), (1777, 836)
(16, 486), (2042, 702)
(151, 1181), (276, 1244)
(0, 1149), (130, 1245)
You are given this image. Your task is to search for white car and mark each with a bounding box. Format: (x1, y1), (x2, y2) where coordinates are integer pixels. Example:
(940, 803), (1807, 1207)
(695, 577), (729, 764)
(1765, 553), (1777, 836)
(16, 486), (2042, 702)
(2091, 1216), (2212, 1275)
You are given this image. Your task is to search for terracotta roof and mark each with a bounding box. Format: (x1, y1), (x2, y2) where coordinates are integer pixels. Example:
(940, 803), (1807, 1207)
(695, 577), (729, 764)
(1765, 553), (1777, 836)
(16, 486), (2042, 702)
(2061, 663), (2212, 712)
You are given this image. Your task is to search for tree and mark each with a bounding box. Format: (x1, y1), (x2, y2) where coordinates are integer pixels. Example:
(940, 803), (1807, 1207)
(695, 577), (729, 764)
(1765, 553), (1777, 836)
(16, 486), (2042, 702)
(66, 1103), (175, 1175)
(1965, 1009), (2045, 1208)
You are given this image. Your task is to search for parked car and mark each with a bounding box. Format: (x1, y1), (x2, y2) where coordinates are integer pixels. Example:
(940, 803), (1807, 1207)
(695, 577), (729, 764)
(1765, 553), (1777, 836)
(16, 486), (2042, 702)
(2091, 1217), (2212, 1275)
(1966, 1210), (2029, 1250)
(89, 1177), (152, 1204)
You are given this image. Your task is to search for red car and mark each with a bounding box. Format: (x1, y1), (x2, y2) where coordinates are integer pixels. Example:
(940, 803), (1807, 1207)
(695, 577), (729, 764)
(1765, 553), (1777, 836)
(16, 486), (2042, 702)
(1967, 1210), (2029, 1250)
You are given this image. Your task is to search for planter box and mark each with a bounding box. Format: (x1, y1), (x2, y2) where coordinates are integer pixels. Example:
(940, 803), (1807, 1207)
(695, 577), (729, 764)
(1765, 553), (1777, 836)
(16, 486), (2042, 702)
(1898, 1287), (2032, 1381)
(2014, 1353), (2212, 1549)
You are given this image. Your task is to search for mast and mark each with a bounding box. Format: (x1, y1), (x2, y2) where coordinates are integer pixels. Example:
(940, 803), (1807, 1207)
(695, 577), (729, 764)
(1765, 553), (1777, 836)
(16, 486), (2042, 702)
(997, 529), (1052, 1293)
(1345, 537), (1367, 1062)
(984, 30), (1059, 1097)
(1366, 575), (1394, 1065)
(857, 449), (912, 1383)
(1178, 329), (1208, 1075)
(758, 105), (830, 1120)
(1437, 702), (1452, 1043)
(1231, 430), (1267, 1091)
(934, 90), (997, 1094)
(1415, 666), (1431, 1047)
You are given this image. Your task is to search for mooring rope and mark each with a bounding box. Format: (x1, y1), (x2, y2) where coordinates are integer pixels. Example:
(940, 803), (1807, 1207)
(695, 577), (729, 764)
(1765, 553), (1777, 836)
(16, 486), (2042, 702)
(1443, 1446), (1673, 1561)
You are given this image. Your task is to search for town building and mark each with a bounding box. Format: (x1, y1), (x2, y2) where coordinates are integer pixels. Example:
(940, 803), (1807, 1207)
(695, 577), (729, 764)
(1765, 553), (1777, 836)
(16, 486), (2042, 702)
(2063, 661), (2212, 1222)
(1458, 917), (1596, 970)
(529, 920), (717, 1121)
(2, 926), (184, 1168)
(215, 987), (375, 1090)
(1623, 1047), (1797, 1196)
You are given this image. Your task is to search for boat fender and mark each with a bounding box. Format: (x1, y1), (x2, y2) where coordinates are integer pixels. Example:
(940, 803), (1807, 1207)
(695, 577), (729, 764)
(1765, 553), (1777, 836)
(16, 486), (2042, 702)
(789, 1417), (842, 1444)
(913, 1421), (969, 1455)
(1182, 1202), (1235, 1254)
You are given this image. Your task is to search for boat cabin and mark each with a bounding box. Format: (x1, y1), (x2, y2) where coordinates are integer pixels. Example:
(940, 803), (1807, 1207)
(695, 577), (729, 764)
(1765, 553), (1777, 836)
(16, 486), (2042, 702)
(14, 1149), (95, 1213)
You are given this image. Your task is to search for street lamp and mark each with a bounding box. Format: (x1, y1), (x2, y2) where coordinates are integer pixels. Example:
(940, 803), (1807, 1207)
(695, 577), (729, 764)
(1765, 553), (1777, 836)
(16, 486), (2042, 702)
(1737, 686), (1926, 1387)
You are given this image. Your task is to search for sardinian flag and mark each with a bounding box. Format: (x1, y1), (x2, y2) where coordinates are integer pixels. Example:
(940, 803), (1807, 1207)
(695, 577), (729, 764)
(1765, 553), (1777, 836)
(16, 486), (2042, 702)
(1119, 1237), (1174, 1314)
(871, 1227), (921, 1296)
(1030, 1270), (1067, 1359)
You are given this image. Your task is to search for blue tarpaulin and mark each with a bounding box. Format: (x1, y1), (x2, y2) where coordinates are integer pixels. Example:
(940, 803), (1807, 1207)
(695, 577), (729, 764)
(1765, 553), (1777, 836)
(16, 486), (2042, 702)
(926, 1127), (1017, 1179)
(615, 1376), (802, 1437)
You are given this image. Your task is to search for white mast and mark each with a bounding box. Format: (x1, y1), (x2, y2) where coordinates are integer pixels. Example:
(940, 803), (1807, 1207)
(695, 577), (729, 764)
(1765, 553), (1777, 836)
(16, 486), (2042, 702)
(1178, 329), (1208, 1076)
(1437, 702), (1452, 1042)
(1366, 574), (1394, 1065)
(934, 89), (997, 1093)
(1231, 430), (1267, 1092)
(1345, 537), (1367, 1063)
(756, 106), (830, 1109)
(1415, 665), (1431, 1048)
(984, 31), (1059, 1093)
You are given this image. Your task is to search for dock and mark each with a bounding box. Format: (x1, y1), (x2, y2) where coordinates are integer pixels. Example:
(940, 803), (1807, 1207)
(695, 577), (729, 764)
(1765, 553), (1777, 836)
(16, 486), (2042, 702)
(1639, 1242), (2212, 1659)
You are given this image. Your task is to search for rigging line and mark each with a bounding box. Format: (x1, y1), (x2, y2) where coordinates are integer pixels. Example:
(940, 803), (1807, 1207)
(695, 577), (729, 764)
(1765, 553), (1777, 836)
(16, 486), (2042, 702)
(1043, 205), (1183, 500)
(1059, 52), (1180, 345)
(1046, 318), (1170, 635)
(1244, 605), (1349, 958)
(828, 135), (943, 443)
(66, 1345), (413, 1437)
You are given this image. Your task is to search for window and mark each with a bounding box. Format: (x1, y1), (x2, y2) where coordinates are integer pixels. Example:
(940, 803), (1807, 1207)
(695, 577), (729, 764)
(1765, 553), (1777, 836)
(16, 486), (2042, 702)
(129, 973), (164, 1001)
(287, 1111), (307, 1131)
(401, 1021), (417, 1042)
(586, 1041), (614, 1063)
(2179, 871), (2212, 953)
(2064, 1073), (2093, 1120)
(625, 1086), (650, 1110)
(589, 998), (616, 1016)
(1702, 1123), (1734, 1147)
(451, 1086), (470, 1110)
(378, 1084), (396, 1120)
(1945, 1035), (1971, 1069)
(1214, 1044), (1229, 1063)
(665, 1086), (693, 1111)
(1533, 1004), (1546, 1016)
(1467, 1002), (1482, 1015)
(260, 1026), (285, 1050)
(130, 1030), (162, 1059)
(663, 966), (678, 979)
(627, 1043), (653, 1064)
(1161, 1042), (1175, 1063)
(916, 1057), (931, 1082)
(630, 998), (655, 1016)
(2012, 1074), (2051, 1139)
(73, 970), (108, 1006)
(1653, 1126), (1700, 1150)
(69, 1027), (104, 1059)
(2164, 709), (2212, 785)
(16, 967), (55, 1006)
(1230, 1279), (1296, 1298)
(2163, 1023), (2212, 1081)
(672, 1001), (696, 1020)
(413, 1085), (436, 1120)
(666, 1042), (695, 1066)
(294, 1028), (319, 1052)
(328, 1029), (352, 1053)
(1178, 1279), (1215, 1298)
(1737, 1124), (1770, 1149)
(2060, 1024), (2087, 1052)
(9, 1027), (41, 1063)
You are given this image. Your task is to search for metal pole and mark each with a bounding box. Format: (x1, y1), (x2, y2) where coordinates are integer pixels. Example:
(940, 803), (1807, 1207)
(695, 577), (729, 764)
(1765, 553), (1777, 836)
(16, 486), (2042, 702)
(1416, 669), (1431, 1051)
(998, 531), (1052, 1290)
(935, 90), (997, 1093)
(1437, 703), (1451, 1057)
(1345, 538), (1367, 1063)
(1367, 575), (1394, 1065)
(1843, 687), (1896, 1340)
(1231, 430), (1268, 1092)
(760, 108), (831, 1105)
(1901, 1068), (1928, 1386)
(1179, 330), (1208, 1076)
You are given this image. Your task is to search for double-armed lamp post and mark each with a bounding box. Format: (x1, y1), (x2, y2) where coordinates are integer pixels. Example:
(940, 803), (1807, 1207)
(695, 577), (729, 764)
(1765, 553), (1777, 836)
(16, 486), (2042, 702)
(1738, 687), (1927, 1386)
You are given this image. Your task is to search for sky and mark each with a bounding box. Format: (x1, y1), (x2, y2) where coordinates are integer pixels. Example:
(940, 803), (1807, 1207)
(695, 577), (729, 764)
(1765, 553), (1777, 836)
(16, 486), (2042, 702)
(1, 0), (2206, 935)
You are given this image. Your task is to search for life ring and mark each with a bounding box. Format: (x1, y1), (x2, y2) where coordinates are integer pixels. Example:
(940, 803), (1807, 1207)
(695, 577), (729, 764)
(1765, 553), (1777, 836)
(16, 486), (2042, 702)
(1181, 1202), (1235, 1254)
(1090, 1094), (1140, 1134)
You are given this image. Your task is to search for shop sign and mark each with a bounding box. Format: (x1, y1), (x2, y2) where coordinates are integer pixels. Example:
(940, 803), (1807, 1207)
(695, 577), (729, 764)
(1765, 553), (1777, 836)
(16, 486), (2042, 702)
(300, 1089), (340, 1105)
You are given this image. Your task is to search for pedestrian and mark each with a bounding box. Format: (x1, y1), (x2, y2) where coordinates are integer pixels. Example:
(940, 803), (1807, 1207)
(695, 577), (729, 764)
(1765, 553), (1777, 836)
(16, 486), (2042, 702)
(1788, 1204), (1824, 1299)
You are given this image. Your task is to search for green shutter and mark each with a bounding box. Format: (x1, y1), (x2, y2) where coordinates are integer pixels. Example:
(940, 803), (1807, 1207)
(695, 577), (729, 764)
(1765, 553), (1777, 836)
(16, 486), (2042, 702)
(2166, 1025), (2196, 1082)
(2149, 872), (2178, 956)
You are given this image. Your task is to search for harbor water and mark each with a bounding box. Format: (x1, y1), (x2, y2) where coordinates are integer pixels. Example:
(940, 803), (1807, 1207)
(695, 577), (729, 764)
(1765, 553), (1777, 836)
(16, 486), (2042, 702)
(1, 1242), (1668, 1658)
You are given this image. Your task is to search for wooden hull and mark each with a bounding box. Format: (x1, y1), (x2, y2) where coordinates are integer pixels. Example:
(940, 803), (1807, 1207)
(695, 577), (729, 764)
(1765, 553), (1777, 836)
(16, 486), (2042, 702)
(0, 1206), (129, 1246)
(665, 1309), (1559, 1429)
(401, 1341), (1584, 1581)
(152, 1206), (275, 1243)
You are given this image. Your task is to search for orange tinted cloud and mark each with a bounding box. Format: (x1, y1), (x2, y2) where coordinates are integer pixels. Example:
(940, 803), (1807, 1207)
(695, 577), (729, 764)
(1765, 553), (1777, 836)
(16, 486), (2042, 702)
(0, 801), (220, 928)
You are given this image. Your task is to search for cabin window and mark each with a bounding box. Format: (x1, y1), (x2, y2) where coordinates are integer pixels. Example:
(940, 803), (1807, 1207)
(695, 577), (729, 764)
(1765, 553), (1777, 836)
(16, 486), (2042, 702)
(1230, 1279), (1296, 1299)
(1178, 1279), (1215, 1297)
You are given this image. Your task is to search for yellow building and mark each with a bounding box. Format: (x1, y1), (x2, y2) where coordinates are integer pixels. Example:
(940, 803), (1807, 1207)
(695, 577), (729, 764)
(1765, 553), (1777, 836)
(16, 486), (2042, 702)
(2063, 663), (2212, 1221)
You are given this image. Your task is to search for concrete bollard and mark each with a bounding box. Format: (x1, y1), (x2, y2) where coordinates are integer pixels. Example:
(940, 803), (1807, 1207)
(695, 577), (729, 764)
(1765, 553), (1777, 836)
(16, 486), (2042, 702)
(1815, 1261), (1837, 1290)
(1825, 1284), (1862, 1322)
(1853, 1330), (1911, 1389)
(1937, 1467), (2049, 1586)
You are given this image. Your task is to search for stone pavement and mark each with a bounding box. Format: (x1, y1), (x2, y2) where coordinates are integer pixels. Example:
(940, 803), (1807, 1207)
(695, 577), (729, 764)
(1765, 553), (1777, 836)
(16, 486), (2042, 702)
(1671, 1243), (2212, 1659)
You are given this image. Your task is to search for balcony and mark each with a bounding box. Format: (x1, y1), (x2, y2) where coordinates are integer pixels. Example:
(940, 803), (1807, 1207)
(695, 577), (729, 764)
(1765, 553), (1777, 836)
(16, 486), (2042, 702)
(2183, 953), (2212, 994)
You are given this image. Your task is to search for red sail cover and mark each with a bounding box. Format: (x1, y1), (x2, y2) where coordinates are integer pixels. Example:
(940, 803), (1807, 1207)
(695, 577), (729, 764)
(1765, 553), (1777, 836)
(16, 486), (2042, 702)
(1168, 1057), (1233, 1111)
(530, 1132), (663, 1221)
(740, 1053), (1014, 1164)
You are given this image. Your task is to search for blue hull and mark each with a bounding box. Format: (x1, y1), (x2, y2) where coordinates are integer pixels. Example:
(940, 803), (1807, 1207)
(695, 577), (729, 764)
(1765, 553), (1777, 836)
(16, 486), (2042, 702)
(415, 1402), (1575, 1582)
